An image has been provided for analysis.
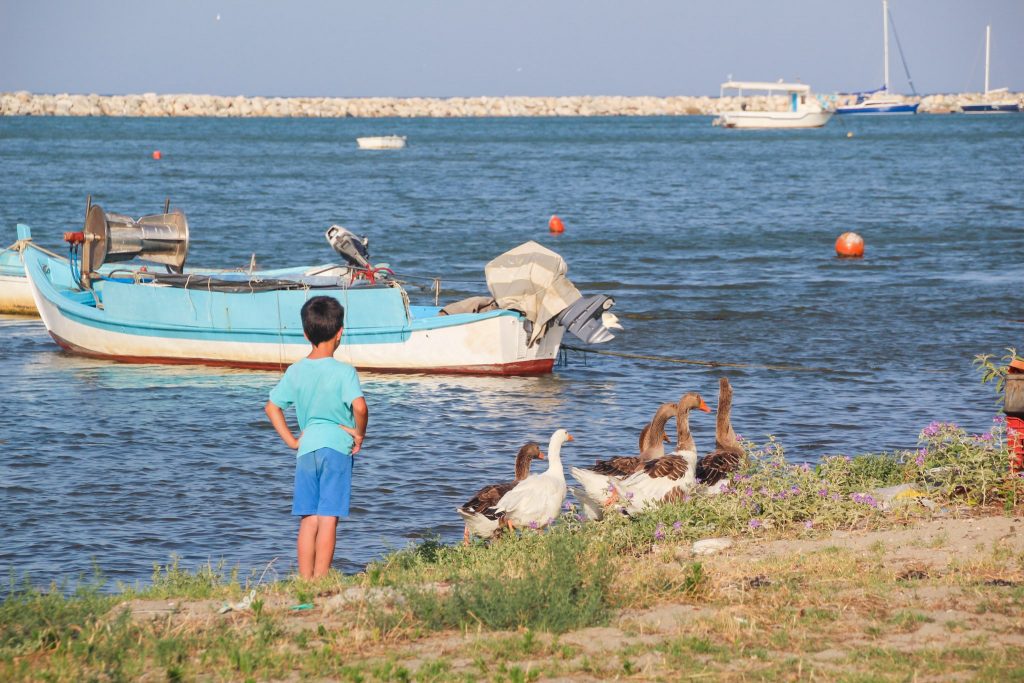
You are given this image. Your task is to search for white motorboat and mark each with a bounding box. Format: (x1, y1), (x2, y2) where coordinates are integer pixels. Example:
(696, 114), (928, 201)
(714, 81), (832, 129)
(356, 135), (407, 150)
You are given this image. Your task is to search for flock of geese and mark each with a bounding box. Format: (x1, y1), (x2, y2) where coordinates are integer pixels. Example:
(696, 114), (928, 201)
(456, 377), (745, 542)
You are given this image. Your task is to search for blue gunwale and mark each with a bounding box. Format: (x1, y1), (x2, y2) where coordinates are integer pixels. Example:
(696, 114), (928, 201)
(25, 248), (523, 346)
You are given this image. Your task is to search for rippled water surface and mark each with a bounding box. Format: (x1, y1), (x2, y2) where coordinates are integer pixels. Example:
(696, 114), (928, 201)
(1, 115), (1022, 586)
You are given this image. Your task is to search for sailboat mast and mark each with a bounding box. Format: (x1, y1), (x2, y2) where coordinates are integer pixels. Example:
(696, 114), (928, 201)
(883, 0), (890, 92)
(984, 25), (991, 95)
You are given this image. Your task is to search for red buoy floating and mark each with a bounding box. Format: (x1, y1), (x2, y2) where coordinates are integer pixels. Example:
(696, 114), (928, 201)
(548, 214), (565, 234)
(835, 231), (865, 258)
(152, 150), (162, 160)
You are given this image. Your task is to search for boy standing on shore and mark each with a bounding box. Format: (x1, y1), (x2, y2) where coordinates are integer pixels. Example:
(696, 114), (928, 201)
(265, 296), (368, 579)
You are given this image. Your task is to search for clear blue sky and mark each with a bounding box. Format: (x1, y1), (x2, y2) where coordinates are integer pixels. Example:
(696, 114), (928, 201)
(1, 0), (1021, 97)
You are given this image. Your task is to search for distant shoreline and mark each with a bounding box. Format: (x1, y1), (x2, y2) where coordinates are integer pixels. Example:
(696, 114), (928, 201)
(2, 91), (1018, 117)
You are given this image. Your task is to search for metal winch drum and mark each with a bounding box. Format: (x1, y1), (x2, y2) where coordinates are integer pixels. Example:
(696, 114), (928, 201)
(75, 201), (190, 287)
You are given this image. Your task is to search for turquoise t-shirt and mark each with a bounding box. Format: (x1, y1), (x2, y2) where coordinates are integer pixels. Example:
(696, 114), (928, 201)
(269, 357), (364, 457)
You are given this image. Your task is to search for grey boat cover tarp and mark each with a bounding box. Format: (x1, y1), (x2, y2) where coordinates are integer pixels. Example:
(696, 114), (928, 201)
(484, 241), (582, 345)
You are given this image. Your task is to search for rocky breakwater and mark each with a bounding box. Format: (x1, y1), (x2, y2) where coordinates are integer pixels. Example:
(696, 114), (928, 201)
(1, 91), (1019, 117)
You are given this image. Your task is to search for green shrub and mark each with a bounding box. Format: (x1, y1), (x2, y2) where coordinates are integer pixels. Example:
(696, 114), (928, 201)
(399, 531), (613, 633)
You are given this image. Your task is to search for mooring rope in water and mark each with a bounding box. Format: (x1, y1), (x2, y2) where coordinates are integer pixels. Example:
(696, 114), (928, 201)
(561, 344), (838, 373)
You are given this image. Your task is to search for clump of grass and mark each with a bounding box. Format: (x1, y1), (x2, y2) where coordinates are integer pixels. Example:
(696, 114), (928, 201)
(0, 575), (118, 656)
(394, 530), (613, 633)
(143, 556), (242, 599)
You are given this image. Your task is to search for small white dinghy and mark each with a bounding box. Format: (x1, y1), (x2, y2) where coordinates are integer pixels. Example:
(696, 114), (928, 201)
(356, 135), (407, 150)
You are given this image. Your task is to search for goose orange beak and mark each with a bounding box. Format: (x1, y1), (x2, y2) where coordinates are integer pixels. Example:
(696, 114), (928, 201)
(538, 450), (546, 459)
(565, 433), (575, 441)
(699, 400), (711, 413)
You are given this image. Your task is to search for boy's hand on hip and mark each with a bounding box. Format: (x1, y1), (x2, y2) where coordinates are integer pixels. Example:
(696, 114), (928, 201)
(340, 425), (364, 455)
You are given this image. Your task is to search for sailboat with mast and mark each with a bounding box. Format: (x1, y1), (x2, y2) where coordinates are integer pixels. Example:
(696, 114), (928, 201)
(959, 25), (1021, 114)
(836, 0), (919, 115)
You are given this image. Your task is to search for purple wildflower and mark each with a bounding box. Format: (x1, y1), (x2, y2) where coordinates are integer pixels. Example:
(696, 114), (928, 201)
(790, 486), (801, 495)
(978, 433), (993, 442)
(575, 514), (586, 522)
(993, 415), (1006, 425)
(774, 491), (788, 500)
(818, 488), (829, 498)
(921, 421), (942, 438)
(563, 500), (572, 511)
(748, 519), (762, 530)
(673, 521), (683, 531)
(528, 521), (539, 529)
(915, 449), (926, 466)
(801, 463), (812, 472)
(654, 523), (666, 541)
(745, 487), (754, 497)
(851, 493), (878, 508)
(804, 520), (814, 530)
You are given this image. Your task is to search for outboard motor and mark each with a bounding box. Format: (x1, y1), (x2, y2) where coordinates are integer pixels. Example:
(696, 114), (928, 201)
(325, 225), (372, 270)
(64, 198), (190, 288)
(556, 294), (623, 344)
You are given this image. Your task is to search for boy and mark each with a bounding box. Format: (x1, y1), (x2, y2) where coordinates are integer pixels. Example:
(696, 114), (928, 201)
(265, 296), (369, 579)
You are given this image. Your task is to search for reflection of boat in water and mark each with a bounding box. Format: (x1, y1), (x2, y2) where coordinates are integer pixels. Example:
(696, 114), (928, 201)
(714, 81), (832, 129)
(959, 26), (1021, 114)
(356, 135), (407, 149)
(24, 203), (622, 375)
(836, 0), (919, 115)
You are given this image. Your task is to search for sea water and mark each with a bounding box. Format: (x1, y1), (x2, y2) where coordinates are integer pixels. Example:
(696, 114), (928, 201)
(0, 114), (1021, 585)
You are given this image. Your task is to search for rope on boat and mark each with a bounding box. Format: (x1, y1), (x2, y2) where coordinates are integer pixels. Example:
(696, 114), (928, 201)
(561, 344), (838, 373)
(1, 240), (65, 260)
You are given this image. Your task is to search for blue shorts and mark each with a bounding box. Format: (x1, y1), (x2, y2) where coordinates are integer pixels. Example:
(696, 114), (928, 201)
(292, 448), (353, 517)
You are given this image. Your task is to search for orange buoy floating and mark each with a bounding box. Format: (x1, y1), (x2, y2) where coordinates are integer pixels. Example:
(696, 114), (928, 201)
(152, 150), (162, 160)
(548, 214), (565, 234)
(835, 231), (865, 258)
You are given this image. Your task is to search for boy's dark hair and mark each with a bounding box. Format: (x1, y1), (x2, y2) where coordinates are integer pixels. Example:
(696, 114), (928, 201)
(301, 296), (345, 344)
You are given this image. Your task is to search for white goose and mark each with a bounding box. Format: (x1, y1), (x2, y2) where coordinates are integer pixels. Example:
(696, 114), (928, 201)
(490, 429), (573, 532)
(611, 392), (708, 515)
(455, 442), (545, 543)
(570, 401), (679, 521)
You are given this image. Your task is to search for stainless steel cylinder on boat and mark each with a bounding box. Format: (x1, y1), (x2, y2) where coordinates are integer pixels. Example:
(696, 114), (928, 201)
(80, 204), (189, 286)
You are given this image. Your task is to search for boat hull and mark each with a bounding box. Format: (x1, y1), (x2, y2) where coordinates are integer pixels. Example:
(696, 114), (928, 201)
(0, 246), (37, 314)
(717, 111), (833, 129)
(24, 249), (563, 376)
(960, 103), (1021, 114)
(836, 103), (919, 115)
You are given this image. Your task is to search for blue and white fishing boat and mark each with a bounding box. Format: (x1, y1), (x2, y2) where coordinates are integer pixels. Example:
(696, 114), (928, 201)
(23, 205), (621, 375)
(0, 225), (41, 314)
(836, 0), (919, 115)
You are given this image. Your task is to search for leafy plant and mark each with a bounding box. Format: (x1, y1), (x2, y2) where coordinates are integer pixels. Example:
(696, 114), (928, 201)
(973, 347), (1021, 405)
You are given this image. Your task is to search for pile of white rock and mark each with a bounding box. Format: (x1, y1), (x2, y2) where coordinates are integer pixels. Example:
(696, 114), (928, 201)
(0, 91), (1018, 117)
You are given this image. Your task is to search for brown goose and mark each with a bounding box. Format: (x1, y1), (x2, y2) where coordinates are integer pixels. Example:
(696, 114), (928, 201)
(456, 442), (544, 543)
(637, 421), (672, 457)
(610, 392), (710, 513)
(696, 377), (745, 488)
(570, 401), (678, 521)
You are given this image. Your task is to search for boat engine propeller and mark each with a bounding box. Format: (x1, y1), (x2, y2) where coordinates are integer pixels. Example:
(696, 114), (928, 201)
(64, 197), (190, 288)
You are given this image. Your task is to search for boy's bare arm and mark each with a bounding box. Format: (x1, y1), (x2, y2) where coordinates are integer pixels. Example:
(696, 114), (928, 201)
(264, 401), (299, 450)
(341, 397), (369, 455)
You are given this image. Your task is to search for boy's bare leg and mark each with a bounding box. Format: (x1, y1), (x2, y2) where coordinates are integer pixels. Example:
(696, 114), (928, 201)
(313, 515), (338, 578)
(297, 515), (319, 579)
